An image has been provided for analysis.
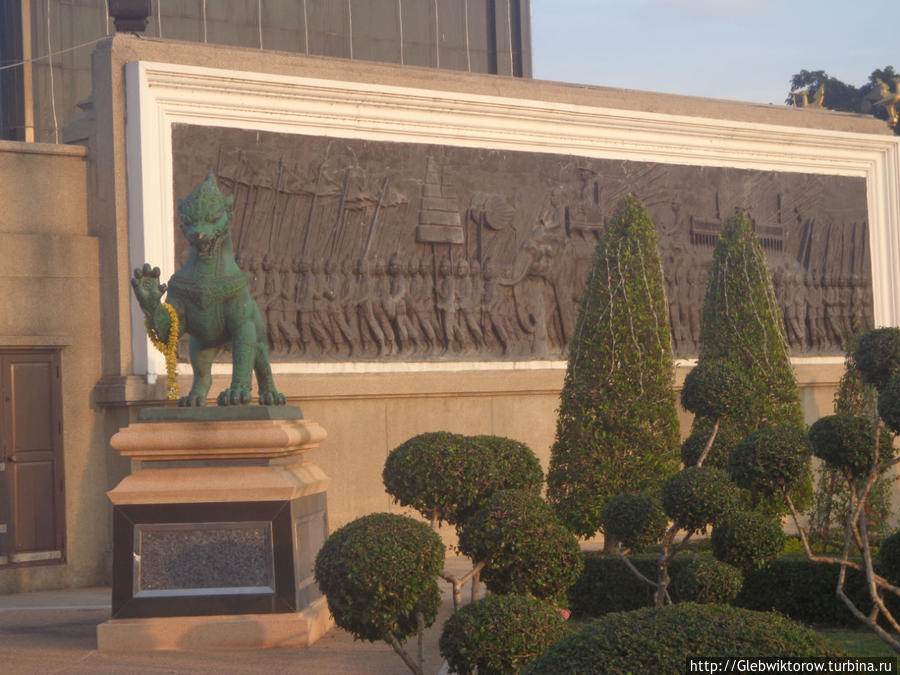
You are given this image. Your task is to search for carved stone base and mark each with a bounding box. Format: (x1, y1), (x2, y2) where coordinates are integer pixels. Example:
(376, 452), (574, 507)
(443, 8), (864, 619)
(97, 597), (333, 651)
(100, 406), (331, 649)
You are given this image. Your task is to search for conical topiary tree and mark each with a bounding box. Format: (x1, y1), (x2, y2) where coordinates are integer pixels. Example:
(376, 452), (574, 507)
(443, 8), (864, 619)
(685, 211), (804, 476)
(547, 195), (680, 540)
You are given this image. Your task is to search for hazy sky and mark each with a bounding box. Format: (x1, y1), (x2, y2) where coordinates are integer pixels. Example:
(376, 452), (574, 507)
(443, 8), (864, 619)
(530, 0), (899, 106)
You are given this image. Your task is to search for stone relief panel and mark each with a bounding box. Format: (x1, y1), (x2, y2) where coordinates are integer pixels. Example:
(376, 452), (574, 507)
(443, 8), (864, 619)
(172, 124), (873, 361)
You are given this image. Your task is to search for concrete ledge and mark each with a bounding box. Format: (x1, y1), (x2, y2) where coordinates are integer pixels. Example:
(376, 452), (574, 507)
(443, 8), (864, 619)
(97, 597), (333, 651)
(106, 461), (330, 504)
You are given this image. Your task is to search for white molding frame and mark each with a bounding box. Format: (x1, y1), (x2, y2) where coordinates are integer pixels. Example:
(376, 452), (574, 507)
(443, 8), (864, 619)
(124, 60), (900, 379)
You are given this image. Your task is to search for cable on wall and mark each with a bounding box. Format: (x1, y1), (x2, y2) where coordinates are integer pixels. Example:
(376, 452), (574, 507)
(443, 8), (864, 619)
(433, 0), (439, 69)
(157, 0), (162, 37)
(202, 0), (207, 42)
(347, 0), (353, 59)
(103, 0), (110, 36)
(303, 0), (309, 54)
(46, 0), (59, 143)
(464, 0), (470, 72)
(257, 0), (263, 49)
(397, 0), (404, 65)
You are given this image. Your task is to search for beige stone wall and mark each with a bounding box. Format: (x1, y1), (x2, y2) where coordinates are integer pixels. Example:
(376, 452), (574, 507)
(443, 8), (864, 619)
(0, 141), (107, 593)
(5, 35), (878, 592)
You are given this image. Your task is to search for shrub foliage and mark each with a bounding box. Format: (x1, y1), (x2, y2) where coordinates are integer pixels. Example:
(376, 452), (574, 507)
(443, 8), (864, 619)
(727, 425), (811, 497)
(600, 491), (668, 552)
(382, 431), (543, 526)
(854, 327), (900, 390)
(314, 513), (444, 643)
(523, 603), (844, 674)
(808, 413), (894, 480)
(711, 510), (786, 574)
(548, 195), (679, 538)
(567, 552), (744, 617)
(457, 489), (583, 599)
(687, 211), (804, 471)
(660, 466), (739, 533)
(439, 594), (569, 675)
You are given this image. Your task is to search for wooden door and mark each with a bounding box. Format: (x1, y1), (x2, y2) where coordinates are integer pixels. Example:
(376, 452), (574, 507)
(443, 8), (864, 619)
(0, 350), (64, 565)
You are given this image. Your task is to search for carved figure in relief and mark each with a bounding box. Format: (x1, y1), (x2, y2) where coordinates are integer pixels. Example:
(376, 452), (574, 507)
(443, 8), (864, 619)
(131, 172), (284, 406)
(261, 254), (282, 351)
(295, 258), (331, 356)
(437, 257), (464, 353)
(822, 277), (843, 347)
(806, 276), (825, 351)
(372, 258), (398, 356)
(457, 259), (485, 351)
(324, 259), (356, 356)
(269, 256), (301, 354)
(386, 253), (420, 355)
(481, 258), (512, 355)
(782, 271), (806, 348)
(414, 258), (442, 355)
(406, 258), (437, 355)
(354, 258), (388, 356)
(310, 260), (335, 356)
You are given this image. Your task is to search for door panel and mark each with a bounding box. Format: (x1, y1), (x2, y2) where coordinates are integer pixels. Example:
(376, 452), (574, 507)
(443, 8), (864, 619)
(0, 350), (64, 563)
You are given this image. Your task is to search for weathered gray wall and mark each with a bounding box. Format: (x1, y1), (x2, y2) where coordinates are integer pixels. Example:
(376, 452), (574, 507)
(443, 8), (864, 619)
(0, 141), (107, 593)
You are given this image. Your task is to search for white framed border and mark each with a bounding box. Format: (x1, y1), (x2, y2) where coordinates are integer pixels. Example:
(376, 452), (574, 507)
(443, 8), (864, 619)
(125, 60), (900, 379)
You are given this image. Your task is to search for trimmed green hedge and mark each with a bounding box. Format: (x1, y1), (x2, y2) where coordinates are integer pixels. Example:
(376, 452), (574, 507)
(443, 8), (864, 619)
(382, 431), (543, 526)
(735, 555), (900, 627)
(711, 511), (786, 574)
(567, 552), (742, 617)
(457, 489), (583, 600)
(600, 491), (668, 552)
(313, 513), (444, 643)
(523, 603), (844, 674)
(548, 195), (679, 539)
(439, 594), (569, 675)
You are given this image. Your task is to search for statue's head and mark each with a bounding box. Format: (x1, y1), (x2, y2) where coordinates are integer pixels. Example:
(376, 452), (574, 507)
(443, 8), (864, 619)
(177, 172), (234, 259)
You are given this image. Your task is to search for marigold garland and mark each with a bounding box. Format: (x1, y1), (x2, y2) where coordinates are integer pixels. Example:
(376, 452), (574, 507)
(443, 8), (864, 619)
(145, 302), (179, 401)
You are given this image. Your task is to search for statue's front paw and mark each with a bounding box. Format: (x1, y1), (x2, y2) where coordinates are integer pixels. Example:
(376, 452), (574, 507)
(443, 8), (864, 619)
(178, 392), (207, 407)
(217, 387), (252, 406)
(259, 390), (286, 406)
(131, 263), (166, 310)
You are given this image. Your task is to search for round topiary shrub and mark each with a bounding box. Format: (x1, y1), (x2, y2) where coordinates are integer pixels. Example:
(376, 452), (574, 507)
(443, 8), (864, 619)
(854, 327), (900, 391)
(600, 491), (668, 552)
(808, 413), (893, 480)
(314, 513), (444, 643)
(382, 431), (476, 525)
(661, 466), (739, 533)
(522, 603), (845, 674)
(680, 360), (748, 420)
(457, 489), (584, 600)
(727, 425), (811, 497)
(878, 374), (900, 435)
(383, 432), (545, 527)
(464, 434), (544, 518)
(680, 421), (742, 469)
(669, 555), (744, 605)
(439, 594), (569, 675)
(710, 510), (785, 574)
(876, 530), (900, 586)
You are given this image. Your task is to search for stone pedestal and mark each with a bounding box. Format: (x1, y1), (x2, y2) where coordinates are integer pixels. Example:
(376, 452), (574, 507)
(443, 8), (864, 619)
(97, 406), (333, 651)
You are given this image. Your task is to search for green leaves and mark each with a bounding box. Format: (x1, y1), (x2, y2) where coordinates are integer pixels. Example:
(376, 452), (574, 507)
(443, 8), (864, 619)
(457, 490), (583, 600)
(439, 594), (569, 675)
(313, 513), (444, 643)
(549, 195), (679, 538)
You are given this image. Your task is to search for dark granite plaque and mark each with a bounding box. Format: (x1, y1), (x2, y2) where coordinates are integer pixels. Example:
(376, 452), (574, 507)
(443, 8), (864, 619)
(172, 125), (874, 360)
(135, 522), (274, 596)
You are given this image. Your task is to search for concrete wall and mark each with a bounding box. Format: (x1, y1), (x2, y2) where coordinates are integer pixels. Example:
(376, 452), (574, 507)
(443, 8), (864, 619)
(0, 140), (107, 593)
(86, 38), (895, 531)
(0, 35), (880, 591)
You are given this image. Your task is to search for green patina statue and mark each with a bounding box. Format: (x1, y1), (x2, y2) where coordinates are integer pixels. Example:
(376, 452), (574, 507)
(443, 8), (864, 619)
(131, 171), (285, 406)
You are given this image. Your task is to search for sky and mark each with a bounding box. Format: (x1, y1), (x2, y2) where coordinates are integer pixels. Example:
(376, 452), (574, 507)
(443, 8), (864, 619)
(530, 0), (899, 106)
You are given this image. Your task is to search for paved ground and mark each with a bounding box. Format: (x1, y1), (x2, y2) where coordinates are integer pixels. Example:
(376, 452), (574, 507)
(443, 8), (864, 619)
(0, 557), (479, 675)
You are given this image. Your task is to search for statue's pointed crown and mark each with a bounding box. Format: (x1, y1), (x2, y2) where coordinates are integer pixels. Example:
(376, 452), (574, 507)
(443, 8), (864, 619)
(178, 171), (233, 224)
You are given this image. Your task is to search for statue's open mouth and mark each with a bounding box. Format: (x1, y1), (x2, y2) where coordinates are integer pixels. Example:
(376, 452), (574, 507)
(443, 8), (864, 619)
(193, 235), (216, 257)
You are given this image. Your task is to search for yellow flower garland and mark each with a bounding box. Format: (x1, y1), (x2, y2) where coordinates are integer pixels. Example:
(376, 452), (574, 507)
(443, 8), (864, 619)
(145, 302), (180, 401)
